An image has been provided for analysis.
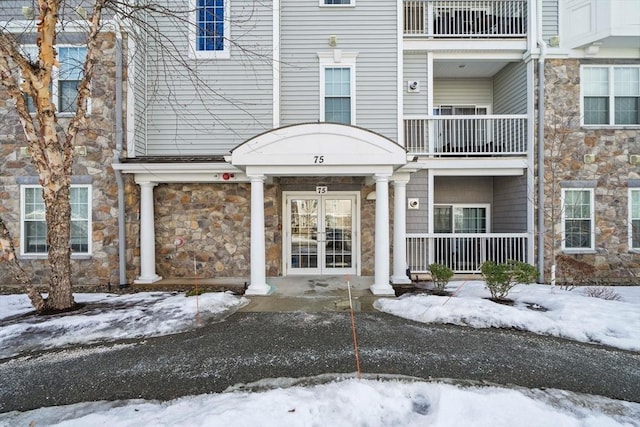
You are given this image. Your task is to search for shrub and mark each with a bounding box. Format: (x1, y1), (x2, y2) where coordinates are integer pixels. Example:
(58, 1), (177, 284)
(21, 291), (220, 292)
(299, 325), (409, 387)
(481, 260), (537, 300)
(429, 263), (454, 291)
(583, 286), (621, 301)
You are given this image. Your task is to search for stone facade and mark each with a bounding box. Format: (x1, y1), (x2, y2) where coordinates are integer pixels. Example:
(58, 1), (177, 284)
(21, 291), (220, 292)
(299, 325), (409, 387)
(541, 59), (640, 283)
(148, 176), (382, 279)
(0, 33), (121, 289)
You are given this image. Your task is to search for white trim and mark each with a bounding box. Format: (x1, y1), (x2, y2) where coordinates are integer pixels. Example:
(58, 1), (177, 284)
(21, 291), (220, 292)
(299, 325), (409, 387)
(188, 0), (231, 60)
(318, 51), (358, 125)
(273, 0), (281, 128)
(20, 184), (93, 257)
(561, 188), (595, 252)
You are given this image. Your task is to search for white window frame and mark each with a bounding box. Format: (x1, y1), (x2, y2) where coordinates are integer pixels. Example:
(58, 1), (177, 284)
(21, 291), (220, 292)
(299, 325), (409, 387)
(629, 188), (640, 251)
(318, 51), (358, 125)
(581, 64), (640, 127)
(561, 188), (595, 252)
(188, 0), (231, 60)
(22, 45), (90, 116)
(319, 0), (355, 7)
(20, 184), (92, 257)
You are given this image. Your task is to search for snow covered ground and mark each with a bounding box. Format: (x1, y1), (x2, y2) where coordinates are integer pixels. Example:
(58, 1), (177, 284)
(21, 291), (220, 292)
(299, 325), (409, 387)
(1, 283), (639, 426)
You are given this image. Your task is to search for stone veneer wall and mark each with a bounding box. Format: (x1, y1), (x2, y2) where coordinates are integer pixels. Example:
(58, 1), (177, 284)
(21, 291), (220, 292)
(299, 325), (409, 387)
(152, 181), (281, 279)
(0, 33), (121, 289)
(542, 59), (640, 283)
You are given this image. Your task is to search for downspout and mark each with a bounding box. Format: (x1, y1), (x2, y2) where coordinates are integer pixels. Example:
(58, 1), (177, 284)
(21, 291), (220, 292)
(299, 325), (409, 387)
(114, 28), (128, 288)
(536, 0), (547, 283)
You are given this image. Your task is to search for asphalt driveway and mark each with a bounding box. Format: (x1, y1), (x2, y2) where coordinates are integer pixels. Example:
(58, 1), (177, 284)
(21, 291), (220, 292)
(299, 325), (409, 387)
(1, 311), (639, 413)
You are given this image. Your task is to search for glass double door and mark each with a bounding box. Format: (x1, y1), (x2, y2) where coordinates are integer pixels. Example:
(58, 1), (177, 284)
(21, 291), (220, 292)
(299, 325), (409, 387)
(286, 193), (357, 275)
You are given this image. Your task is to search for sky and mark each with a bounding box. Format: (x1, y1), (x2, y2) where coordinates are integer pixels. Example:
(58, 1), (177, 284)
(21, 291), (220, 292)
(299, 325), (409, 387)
(1, 283), (639, 426)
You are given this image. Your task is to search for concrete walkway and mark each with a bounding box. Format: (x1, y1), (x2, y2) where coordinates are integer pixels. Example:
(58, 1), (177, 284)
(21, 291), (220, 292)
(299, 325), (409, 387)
(239, 275), (383, 312)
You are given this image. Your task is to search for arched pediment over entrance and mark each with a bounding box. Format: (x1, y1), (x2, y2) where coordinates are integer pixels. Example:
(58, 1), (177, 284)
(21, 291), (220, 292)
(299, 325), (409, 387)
(231, 123), (406, 174)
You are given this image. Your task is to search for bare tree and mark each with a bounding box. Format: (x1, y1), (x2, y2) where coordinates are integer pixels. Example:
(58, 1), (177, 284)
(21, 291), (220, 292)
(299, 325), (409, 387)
(1, 1), (271, 312)
(0, 0), (106, 312)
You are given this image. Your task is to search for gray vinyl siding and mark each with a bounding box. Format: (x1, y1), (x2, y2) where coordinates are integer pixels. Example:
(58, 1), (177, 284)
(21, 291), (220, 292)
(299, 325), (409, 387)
(280, 0), (398, 141)
(434, 177), (493, 204)
(433, 79), (493, 108)
(142, 0), (273, 156)
(541, 0), (559, 44)
(406, 170), (429, 233)
(493, 62), (527, 115)
(492, 175), (527, 233)
(403, 52), (429, 115)
(131, 33), (147, 157)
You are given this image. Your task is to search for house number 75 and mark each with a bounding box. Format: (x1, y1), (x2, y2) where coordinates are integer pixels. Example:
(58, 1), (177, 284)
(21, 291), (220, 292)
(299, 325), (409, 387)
(314, 155), (324, 164)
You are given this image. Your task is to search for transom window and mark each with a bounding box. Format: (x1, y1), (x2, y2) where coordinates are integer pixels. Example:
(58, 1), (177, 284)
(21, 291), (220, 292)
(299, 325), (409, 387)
(629, 189), (640, 250)
(322, 0), (353, 5)
(190, 0), (230, 59)
(582, 66), (640, 126)
(562, 189), (594, 250)
(21, 185), (92, 255)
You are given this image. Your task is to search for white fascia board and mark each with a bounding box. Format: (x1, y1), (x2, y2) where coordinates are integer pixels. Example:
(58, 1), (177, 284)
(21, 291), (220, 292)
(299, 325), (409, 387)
(404, 39), (527, 53)
(414, 158), (527, 174)
(113, 162), (248, 183)
(245, 164), (394, 177)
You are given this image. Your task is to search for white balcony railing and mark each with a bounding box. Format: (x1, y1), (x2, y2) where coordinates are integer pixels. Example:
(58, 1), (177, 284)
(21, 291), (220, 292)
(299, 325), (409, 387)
(404, 115), (527, 156)
(407, 233), (529, 273)
(404, 0), (527, 38)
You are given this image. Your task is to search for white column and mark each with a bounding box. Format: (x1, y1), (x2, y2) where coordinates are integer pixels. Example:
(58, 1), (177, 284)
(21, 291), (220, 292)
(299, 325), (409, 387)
(245, 174), (271, 295)
(370, 173), (395, 295)
(134, 182), (162, 284)
(391, 175), (412, 284)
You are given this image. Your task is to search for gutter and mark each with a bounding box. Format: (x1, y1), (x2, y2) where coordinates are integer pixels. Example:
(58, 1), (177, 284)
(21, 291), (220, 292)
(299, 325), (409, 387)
(536, 0), (547, 283)
(114, 28), (128, 288)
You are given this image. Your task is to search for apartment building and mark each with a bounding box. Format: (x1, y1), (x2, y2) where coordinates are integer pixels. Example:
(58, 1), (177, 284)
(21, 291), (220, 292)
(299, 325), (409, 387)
(1, 0), (638, 291)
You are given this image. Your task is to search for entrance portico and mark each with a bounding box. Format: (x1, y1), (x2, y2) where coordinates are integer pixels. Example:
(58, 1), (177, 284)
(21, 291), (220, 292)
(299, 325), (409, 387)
(232, 123), (408, 295)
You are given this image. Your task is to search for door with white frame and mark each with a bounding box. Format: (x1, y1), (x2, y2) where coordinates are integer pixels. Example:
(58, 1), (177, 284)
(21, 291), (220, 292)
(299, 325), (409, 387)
(433, 204), (490, 271)
(285, 192), (359, 275)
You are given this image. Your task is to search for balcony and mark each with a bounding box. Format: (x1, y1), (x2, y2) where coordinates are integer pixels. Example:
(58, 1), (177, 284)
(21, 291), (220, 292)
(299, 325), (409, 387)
(404, 115), (527, 156)
(404, 0), (528, 38)
(407, 233), (529, 273)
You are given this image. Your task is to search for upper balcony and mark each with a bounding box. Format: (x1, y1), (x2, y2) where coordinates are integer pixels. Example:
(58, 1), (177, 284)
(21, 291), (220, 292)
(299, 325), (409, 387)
(404, 0), (528, 49)
(404, 114), (528, 157)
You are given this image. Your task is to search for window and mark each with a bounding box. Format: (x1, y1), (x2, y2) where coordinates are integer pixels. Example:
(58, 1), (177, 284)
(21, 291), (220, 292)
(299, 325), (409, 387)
(22, 45), (87, 114)
(57, 47), (86, 113)
(433, 205), (488, 233)
(318, 52), (357, 125)
(322, 0), (353, 5)
(21, 185), (91, 255)
(583, 66), (640, 126)
(562, 189), (594, 250)
(324, 68), (351, 124)
(629, 189), (640, 250)
(190, 0), (230, 59)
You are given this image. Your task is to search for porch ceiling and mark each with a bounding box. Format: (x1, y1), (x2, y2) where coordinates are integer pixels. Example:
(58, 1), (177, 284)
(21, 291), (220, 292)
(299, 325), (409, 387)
(231, 123), (407, 176)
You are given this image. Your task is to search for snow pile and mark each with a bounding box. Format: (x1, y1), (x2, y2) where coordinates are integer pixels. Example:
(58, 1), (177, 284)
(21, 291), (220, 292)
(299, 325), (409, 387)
(374, 282), (640, 351)
(1, 377), (639, 427)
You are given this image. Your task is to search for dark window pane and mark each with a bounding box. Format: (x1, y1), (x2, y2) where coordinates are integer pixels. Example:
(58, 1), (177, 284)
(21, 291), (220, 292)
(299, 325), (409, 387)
(584, 97), (609, 124)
